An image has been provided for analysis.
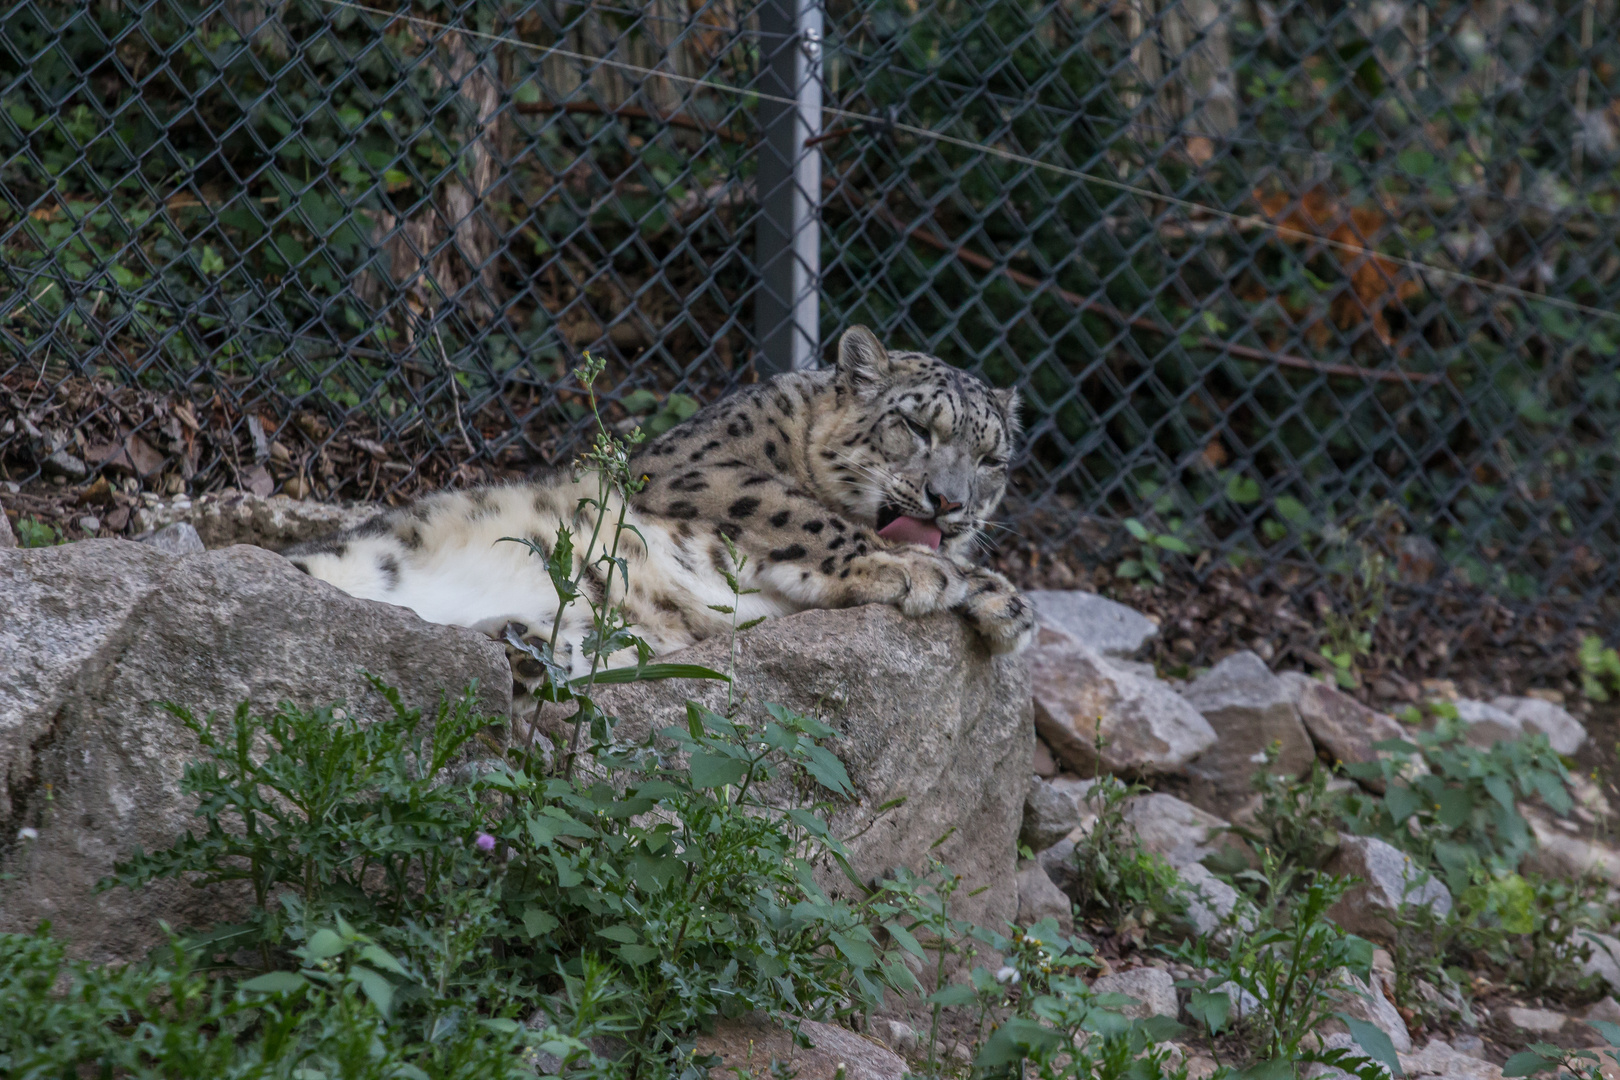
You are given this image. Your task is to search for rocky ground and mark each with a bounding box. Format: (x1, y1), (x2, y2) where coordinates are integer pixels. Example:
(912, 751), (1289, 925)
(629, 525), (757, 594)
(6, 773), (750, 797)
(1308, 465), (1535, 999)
(3, 489), (1618, 1080)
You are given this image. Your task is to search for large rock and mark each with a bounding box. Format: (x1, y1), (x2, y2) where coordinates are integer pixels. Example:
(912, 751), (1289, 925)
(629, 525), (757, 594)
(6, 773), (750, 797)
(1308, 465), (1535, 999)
(1323, 835), (1451, 941)
(1119, 793), (1246, 936)
(1030, 628), (1215, 778)
(695, 1014), (906, 1080)
(1285, 675), (1412, 791)
(0, 539), (511, 964)
(0, 510), (14, 549)
(591, 604), (1032, 935)
(1490, 696), (1588, 755)
(1026, 590), (1158, 658)
(134, 492), (379, 550)
(1181, 652), (1315, 816)
(1326, 972), (1411, 1053)
(1452, 699), (1527, 749)
(1581, 932), (1620, 993)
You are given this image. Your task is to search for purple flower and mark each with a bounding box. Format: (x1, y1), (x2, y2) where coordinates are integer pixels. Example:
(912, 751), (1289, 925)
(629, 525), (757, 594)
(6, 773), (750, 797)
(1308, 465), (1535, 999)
(475, 832), (496, 852)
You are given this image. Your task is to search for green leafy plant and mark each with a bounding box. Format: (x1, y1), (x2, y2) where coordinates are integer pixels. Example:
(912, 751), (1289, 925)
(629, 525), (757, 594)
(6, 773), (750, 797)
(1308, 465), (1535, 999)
(1168, 858), (1393, 1078)
(1580, 635), (1620, 702)
(1117, 516), (1197, 585)
(1502, 1018), (1620, 1079)
(1061, 775), (1189, 936)
(1339, 703), (1575, 891)
(1317, 537), (1393, 691)
(14, 516), (62, 547)
(1220, 747), (1345, 880)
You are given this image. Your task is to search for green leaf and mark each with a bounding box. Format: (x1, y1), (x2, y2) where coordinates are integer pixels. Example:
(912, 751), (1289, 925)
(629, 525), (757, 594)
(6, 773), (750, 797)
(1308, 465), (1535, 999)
(616, 943), (660, 965)
(1186, 988), (1230, 1034)
(1226, 474), (1262, 504)
(689, 753), (748, 789)
(596, 924), (639, 944)
(241, 971), (306, 994)
(1503, 1050), (1558, 1078)
(305, 929), (347, 960)
(1590, 1019), (1620, 1047)
(801, 744), (853, 797)
(882, 920), (926, 959)
(358, 944), (408, 977)
(1124, 518), (1150, 541)
(1384, 784), (1422, 824)
(831, 931), (876, 967)
(579, 663), (730, 686)
(927, 984), (978, 1007)
(1338, 1013), (1404, 1077)
(1237, 1058), (1295, 1080)
(522, 907), (559, 938)
(352, 965), (394, 1018)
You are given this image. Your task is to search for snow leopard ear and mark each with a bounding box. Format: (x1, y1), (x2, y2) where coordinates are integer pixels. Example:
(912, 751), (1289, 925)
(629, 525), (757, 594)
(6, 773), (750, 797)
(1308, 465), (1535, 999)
(993, 385), (1022, 435)
(835, 325), (892, 393)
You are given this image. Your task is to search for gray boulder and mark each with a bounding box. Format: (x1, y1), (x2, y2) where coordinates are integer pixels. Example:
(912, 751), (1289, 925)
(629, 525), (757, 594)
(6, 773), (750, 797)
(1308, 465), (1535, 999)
(133, 492), (380, 551)
(1091, 967), (1178, 1019)
(590, 604), (1032, 936)
(1490, 695), (1587, 756)
(0, 510), (13, 549)
(1181, 652), (1315, 816)
(0, 540), (511, 965)
(1022, 777), (1083, 852)
(1015, 861), (1073, 933)
(1581, 932), (1620, 994)
(1285, 674), (1412, 791)
(1026, 590), (1158, 658)
(1031, 628), (1216, 777)
(695, 1014), (907, 1080)
(1323, 835), (1451, 941)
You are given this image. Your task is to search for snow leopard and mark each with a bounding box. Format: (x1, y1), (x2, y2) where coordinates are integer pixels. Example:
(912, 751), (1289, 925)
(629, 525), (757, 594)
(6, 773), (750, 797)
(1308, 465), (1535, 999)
(283, 326), (1035, 692)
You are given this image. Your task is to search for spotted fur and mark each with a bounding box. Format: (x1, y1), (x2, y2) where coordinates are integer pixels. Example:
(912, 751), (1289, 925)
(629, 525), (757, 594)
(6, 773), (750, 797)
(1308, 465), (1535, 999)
(283, 327), (1035, 697)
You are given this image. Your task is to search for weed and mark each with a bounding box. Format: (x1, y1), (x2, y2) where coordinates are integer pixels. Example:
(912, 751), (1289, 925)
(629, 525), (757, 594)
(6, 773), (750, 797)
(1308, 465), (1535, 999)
(1501, 1017), (1620, 1079)
(1219, 747), (1345, 880)
(1168, 856), (1393, 1079)
(1580, 635), (1620, 703)
(1117, 516), (1197, 586)
(1062, 776), (1189, 935)
(1338, 703), (1574, 891)
(14, 516), (62, 547)
(1317, 536), (1393, 692)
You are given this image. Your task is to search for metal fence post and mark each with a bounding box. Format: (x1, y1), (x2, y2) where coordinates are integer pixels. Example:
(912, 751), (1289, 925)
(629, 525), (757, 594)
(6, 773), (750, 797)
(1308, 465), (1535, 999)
(754, 0), (823, 373)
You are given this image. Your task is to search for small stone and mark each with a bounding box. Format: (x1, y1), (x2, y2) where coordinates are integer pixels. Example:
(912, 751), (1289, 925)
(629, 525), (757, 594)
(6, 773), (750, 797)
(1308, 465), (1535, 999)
(1453, 699), (1526, 748)
(1490, 695), (1587, 755)
(1324, 835), (1451, 941)
(1015, 862), (1073, 933)
(873, 1019), (918, 1055)
(1091, 967), (1178, 1020)
(1021, 778), (1082, 852)
(43, 449), (88, 480)
(284, 475), (312, 499)
(1032, 738), (1058, 779)
(1505, 1006), (1568, 1035)
(78, 516), (101, 535)
(141, 522), (206, 556)
(1026, 590), (1158, 658)
(1450, 1034), (1488, 1060)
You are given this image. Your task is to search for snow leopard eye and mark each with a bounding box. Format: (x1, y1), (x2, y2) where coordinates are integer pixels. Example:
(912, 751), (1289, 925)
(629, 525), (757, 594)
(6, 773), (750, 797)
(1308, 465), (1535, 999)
(901, 416), (931, 442)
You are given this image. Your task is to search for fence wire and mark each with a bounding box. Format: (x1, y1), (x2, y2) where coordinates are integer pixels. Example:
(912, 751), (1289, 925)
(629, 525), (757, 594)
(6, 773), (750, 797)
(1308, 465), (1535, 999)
(2, 0), (1618, 671)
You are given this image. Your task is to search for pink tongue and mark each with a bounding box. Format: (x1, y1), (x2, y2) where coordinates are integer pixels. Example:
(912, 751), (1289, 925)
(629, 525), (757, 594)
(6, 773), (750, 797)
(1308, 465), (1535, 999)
(878, 515), (943, 550)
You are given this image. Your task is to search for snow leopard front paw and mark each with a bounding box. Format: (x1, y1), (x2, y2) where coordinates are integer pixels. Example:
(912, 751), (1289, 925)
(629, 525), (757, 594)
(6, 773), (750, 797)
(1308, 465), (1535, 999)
(954, 567), (1035, 655)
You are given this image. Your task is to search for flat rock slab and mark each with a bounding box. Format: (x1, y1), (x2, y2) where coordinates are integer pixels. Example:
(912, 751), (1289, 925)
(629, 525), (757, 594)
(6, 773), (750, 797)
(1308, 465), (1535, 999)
(696, 1014), (907, 1080)
(1025, 590), (1158, 658)
(591, 604), (1032, 937)
(1030, 628), (1215, 778)
(134, 492), (380, 550)
(0, 539), (510, 964)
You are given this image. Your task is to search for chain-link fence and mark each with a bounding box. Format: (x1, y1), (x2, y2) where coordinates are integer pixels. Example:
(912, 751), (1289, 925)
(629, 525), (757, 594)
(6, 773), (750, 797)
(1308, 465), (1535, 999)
(3, 0), (1618, 670)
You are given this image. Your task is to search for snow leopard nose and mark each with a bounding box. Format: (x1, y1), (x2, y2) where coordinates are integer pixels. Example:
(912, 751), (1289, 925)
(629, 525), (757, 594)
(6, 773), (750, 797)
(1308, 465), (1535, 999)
(926, 485), (964, 515)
